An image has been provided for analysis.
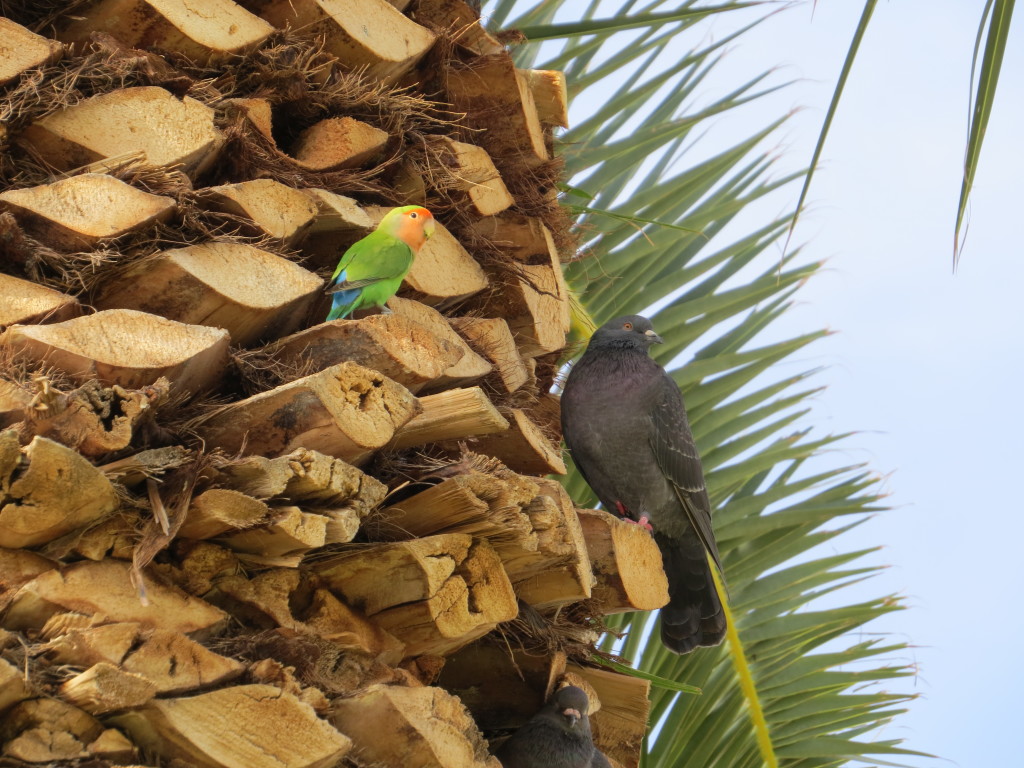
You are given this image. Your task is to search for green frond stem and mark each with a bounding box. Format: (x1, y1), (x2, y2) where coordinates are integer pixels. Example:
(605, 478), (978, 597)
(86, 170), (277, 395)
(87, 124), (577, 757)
(713, 564), (778, 768)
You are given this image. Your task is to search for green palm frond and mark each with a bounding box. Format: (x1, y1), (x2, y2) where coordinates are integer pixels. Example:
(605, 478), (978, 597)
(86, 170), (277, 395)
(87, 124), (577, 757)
(486, 1), (929, 766)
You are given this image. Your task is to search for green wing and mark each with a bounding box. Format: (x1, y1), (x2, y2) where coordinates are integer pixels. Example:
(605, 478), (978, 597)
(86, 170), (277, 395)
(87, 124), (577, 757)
(330, 231), (414, 286)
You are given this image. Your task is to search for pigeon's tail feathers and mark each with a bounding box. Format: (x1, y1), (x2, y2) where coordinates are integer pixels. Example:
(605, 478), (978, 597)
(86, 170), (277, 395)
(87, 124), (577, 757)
(327, 287), (361, 320)
(655, 531), (726, 654)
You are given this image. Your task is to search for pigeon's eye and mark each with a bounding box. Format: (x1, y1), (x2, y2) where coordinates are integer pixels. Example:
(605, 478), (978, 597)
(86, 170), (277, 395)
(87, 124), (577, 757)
(623, 322), (633, 330)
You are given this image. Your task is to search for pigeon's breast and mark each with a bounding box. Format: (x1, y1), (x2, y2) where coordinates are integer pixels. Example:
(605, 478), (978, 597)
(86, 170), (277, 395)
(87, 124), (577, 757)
(562, 355), (677, 521)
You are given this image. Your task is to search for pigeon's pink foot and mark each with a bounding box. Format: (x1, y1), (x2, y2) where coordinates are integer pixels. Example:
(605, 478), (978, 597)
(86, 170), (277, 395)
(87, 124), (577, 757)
(624, 515), (653, 532)
(614, 502), (653, 532)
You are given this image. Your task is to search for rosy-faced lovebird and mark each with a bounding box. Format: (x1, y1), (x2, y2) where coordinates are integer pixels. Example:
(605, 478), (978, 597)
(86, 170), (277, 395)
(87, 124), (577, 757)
(495, 686), (611, 768)
(560, 315), (726, 654)
(325, 205), (435, 321)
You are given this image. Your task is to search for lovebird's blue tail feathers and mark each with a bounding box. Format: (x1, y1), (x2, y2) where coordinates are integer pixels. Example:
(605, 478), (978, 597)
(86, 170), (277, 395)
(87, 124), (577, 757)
(327, 287), (361, 320)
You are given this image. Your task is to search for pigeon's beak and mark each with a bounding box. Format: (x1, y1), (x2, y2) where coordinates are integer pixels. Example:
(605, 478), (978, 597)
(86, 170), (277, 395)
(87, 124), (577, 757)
(644, 329), (664, 344)
(562, 707), (581, 728)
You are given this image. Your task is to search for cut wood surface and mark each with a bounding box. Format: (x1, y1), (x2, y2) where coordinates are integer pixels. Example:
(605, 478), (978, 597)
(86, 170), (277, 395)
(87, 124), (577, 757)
(58, 0), (275, 62)
(151, 540), (240, 598)
(120, 628), (245, 694)
(577, 508), (670, 614)
(17, 86), (223, 176)
(0, 273), (80, 329)
(0, 547), (58, 600)
(0, 173), (175, 249)
(330, 684), (496, 768)
(500, 479), (594, 609)
(178, 489), (270, 540)
(198, 179), (319, 244)
(405, 222), (490, 305)
(298, 189), (375, 263)
(522, 69), (570, 128)
(566, 664), (651, 768)
(388, 386), (509, 450)
(0, 2), (583, 759)
(304, 188), (374, 233)
(0, 657), (32, 713)
(0, 436), (119, 549)
(15, 377), (170, 458)
(313, 534), (476, 616)
(266, 313), (465, 393)
(198, 362), (419, 463)
(2, 559), (228, 638)
(95, 242), (323, 346)
(0, 697), (103, 763)
(214, 447), (387, 514)
(209, 568), (405, 662)
(370, 471), (538, 553)
(111, 684), (351, 768)
(469, 212), (559, 264)
(472, 407), (566, 476)
(357, 538), (518, 657)
(62, 511), (139, 562)
(428, 136), (514, 216)
(219, 505), (327, 558)
(1, 381), (32, 429)
(363, 207), (489, 306)
(411, 0), (505, 57)
(1, 309), (230, 392)
(450, 316), (530, 393)
(302, 588), (405, 661)
(225, 96), (275, 141)
(39, 621), (246, 694)
(290, 116), (389, 171)
(388, 296), (494, 388)
(60, 662), (158, 715)
(0, 18), (63, 85)
(257, 0), (437, 83)
(487, 262), (572, 358)
(315, 535), (518, 655)
(85, 727), (136, 762)
(446, 54), (549, 167)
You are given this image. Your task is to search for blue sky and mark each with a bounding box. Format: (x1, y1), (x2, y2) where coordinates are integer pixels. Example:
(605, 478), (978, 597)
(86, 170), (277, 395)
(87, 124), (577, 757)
(698, 3), (1023, 765)
(496, 1), (1023, 765)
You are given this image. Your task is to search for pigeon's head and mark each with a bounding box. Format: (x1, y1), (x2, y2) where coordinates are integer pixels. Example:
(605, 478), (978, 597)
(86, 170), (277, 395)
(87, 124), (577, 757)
(589, 314), (664, 352)
(549, 686), (592, 731)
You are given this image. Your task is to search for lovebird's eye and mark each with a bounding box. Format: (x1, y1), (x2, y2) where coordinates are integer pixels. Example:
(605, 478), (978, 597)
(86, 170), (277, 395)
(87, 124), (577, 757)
(409, 212), (419, 219)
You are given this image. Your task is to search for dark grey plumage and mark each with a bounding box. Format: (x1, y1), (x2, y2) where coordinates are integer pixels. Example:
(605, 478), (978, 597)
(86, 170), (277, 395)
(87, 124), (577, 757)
(496, 686), (610, 768)
(560, 315), (726, 654)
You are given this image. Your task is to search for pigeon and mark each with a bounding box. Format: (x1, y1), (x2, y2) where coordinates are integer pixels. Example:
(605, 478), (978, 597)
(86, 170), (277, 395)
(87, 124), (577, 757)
(496, 686), (611, 768)
(560, 314), (726, 653)
(325, 205), (434, 320)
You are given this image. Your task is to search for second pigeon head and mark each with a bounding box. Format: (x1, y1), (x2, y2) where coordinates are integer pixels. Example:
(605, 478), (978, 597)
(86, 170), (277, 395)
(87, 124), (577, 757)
(551, 685), (591, 730)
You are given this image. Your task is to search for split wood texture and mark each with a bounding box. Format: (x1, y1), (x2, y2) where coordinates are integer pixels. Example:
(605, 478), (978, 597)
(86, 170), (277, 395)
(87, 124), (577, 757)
(0, 2), (667, 767)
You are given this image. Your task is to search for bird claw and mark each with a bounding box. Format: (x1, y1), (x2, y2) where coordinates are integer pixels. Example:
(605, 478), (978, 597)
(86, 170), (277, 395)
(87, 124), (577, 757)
(378, 305), (394, 315)
(614, 502), (653, 532)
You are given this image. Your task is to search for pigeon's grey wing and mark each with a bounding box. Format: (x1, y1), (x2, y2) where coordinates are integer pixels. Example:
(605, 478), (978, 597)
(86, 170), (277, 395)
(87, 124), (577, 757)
(648, 372), (723, 574)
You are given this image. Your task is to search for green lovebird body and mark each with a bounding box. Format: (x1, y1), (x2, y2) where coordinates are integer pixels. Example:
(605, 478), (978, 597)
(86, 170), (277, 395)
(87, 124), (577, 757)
(326, 205), (434, 321)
